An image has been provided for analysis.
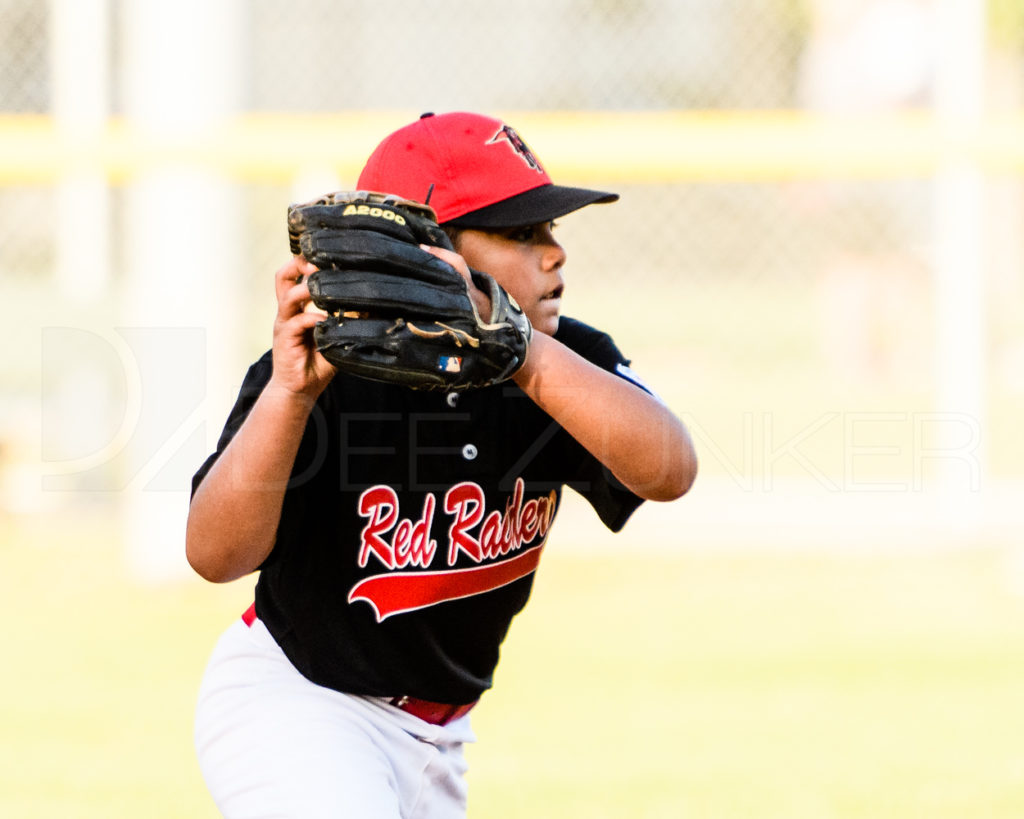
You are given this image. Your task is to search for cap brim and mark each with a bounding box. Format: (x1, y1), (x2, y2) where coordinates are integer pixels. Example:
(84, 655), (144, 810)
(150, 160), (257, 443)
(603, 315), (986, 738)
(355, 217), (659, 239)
(444, 184), (618, 228)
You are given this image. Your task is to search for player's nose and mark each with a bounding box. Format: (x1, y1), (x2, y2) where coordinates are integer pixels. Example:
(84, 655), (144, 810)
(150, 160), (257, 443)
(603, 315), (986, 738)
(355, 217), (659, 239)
(543, 237), (566, 272)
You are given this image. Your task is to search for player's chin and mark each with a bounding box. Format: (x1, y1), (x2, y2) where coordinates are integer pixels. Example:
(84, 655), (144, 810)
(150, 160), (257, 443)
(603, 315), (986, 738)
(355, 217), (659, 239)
(527, 301), (561, 336)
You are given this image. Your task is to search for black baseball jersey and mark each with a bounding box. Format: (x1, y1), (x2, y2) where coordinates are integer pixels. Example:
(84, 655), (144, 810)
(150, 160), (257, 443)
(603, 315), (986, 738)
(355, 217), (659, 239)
(192, 317), (646, 703)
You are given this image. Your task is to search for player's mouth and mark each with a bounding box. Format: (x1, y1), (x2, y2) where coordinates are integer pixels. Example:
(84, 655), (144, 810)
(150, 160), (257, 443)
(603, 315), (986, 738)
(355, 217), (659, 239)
(541, 284), (564, 301)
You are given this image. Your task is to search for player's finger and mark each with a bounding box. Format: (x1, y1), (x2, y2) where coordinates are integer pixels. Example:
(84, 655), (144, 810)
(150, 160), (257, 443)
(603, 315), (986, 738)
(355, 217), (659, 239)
(278, 263), (326, 320)
(274, 257), (302, 303)
(282, 308), (325, 335)
(420, 244), (492, 318)
(279, 280), (313, 320)
(275, 257), (319, 305)
(271, 309), (337, 393)
(274, 305), (327, 361)
(420, 244), (471, 281)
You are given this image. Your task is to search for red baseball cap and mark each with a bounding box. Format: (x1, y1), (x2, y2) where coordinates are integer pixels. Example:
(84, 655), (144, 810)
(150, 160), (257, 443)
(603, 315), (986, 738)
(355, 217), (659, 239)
(357, 112), (618, 227)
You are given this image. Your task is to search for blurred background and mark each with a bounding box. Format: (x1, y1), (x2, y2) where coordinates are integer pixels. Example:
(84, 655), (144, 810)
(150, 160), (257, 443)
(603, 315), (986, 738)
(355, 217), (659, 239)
(3, 1), (1024, 817)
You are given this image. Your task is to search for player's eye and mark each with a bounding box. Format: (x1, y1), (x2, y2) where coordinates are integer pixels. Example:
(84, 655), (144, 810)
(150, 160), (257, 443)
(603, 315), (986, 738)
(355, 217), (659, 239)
(506, 222), (557, 243)
(507, 226), (536, 242)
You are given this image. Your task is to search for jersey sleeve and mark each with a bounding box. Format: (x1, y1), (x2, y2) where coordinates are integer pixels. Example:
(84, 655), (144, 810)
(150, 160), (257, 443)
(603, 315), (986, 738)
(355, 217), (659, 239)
(190, 352), (273, 497)
(552, 317), (650, 532)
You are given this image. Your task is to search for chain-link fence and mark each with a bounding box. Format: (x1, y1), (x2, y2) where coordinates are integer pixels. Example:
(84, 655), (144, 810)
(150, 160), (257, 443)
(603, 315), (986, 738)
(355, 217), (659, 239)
(245, 0), (809, 111)
(2, 0), (1023, 542)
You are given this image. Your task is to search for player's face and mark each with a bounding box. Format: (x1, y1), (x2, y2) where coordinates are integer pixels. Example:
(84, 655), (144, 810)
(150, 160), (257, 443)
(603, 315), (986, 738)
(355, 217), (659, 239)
(454, 222), (567, 336)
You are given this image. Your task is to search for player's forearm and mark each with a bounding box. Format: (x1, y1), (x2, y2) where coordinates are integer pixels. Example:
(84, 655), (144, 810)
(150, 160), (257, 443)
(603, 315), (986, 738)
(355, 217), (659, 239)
(185, 385), (316, 583)
(513, 333), (697, 501)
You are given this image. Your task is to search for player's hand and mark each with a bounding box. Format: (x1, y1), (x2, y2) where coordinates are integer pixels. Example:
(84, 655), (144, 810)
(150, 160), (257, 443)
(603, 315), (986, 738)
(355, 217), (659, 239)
(420, 244), (493, 319)
(268, 256), (337, 398)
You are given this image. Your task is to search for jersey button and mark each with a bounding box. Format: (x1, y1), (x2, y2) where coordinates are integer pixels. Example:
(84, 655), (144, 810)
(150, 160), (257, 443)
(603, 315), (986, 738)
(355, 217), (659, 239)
(461, 443), (478, 460)
(446, 392), (459, 408)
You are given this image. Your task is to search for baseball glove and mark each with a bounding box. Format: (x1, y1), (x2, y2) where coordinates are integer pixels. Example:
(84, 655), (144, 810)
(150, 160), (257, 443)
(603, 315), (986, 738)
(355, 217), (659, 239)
(286, 191), (532, 391)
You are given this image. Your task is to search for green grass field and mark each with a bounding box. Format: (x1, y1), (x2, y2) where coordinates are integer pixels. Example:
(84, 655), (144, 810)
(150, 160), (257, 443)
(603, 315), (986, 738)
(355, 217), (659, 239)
(2, 508), (1024, 818)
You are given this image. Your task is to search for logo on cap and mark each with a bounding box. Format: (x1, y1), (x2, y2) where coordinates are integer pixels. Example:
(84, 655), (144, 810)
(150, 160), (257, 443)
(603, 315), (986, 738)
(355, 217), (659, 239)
(487, 125), (544, 173)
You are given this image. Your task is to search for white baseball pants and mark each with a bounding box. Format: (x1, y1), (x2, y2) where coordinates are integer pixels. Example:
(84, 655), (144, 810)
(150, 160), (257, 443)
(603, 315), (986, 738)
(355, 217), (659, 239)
(194, 615), (476, 818)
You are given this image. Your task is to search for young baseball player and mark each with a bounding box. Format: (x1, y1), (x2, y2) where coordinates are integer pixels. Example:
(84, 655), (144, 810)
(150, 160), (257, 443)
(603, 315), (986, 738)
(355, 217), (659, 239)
(187, 111), (697, 818)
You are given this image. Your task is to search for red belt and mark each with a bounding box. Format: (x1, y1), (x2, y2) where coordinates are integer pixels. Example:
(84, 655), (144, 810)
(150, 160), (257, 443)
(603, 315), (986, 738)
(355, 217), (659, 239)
(388, 695), (477, 726)
(240, 603), (476, 726)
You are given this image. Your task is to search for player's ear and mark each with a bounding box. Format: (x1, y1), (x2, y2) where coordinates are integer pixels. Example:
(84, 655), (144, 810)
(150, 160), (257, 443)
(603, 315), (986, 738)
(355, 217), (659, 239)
(442, 226), (463, 250)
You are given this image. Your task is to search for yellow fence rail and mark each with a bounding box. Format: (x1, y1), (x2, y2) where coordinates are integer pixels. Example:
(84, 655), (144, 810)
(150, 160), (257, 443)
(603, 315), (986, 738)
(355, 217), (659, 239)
(3, 111), (1024, 185)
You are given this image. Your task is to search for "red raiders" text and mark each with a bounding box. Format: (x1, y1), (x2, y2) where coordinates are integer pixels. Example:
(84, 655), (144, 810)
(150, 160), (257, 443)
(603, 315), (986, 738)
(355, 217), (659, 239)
(357, 478), (557, 571)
